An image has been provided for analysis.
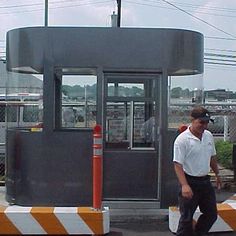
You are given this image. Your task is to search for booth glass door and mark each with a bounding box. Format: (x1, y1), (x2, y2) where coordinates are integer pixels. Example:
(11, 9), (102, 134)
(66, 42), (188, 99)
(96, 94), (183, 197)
(105, 101), (156, 149)
(103, 73), (161, 200)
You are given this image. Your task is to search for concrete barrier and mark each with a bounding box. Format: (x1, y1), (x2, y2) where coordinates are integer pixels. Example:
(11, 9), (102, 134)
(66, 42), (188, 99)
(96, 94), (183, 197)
(169, 194), (236, 233)
(0, 205), (109, 235)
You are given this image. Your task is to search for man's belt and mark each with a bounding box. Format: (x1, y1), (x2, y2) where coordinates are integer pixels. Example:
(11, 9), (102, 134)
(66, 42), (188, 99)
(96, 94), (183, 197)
(185, 173), (210, 181)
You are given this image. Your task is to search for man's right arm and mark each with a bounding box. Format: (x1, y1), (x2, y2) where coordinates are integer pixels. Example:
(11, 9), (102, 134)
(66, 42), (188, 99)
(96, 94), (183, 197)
(174, 162), (193, 199)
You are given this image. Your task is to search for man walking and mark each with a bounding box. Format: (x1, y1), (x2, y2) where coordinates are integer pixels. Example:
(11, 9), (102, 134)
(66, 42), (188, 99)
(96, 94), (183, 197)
(173, 106), (222, 236)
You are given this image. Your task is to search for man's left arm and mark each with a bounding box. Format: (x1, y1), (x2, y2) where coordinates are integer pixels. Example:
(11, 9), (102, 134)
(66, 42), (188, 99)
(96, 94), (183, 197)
(210, 155), (222, 190)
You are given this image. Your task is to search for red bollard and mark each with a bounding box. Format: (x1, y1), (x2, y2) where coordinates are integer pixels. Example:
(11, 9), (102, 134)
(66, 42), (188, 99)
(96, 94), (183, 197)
(93, 125), (103, 210)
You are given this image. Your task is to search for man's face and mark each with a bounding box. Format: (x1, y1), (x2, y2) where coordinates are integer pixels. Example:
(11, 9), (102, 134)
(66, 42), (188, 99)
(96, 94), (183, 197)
(191, 118), (209, 134)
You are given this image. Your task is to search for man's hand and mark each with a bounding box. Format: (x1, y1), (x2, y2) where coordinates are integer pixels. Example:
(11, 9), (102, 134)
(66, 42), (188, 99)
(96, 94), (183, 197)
(210, 156), (221, 190)
(182, 184), (193, 199)
(215, 175), (222, 190)
(174, 162), (193, 199)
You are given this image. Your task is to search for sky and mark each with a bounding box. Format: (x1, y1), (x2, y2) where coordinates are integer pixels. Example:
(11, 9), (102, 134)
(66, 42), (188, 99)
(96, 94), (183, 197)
(0, 0), (236, 90)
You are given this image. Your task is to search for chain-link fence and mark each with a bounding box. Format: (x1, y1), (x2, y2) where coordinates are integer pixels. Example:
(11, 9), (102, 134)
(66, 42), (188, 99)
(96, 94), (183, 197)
(169, 103), (236, 141)
(0, 102), (235, 183)
(0, 107), (43, 182)
(0, 143), (5, 183)
(0, 87), (43, 182)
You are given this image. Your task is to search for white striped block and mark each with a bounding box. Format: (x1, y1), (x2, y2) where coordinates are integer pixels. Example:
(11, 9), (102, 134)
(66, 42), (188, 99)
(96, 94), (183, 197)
(169, 197), (236, 233)
(54, 207), (93, 234)
(223, 194), (236, 204)
(0, 205), (109, 235)
(5, 206), (46, 234)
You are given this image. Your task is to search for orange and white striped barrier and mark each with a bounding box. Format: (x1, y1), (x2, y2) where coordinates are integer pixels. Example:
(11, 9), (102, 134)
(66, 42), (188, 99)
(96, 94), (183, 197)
(0, 205), (109, 235)
(169, 195), (236, 233)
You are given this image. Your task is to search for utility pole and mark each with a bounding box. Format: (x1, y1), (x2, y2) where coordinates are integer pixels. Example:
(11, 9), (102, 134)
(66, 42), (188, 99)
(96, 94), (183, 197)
(117, 0), (121, 27)
(45, 0), (48, 27)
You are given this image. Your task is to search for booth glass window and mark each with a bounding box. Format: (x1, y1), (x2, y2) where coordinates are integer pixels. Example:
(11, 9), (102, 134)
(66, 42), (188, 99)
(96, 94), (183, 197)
(61, 74), (97, 128)
(168, 74), (203, 129)
(5, 71), (43, 133)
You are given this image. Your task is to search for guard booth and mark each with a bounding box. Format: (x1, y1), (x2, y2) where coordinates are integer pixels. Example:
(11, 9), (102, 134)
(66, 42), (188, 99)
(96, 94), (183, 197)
(5, 27), (203, 208)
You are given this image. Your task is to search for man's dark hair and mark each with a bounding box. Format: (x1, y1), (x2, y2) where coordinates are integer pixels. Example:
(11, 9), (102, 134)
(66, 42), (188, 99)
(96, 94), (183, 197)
(190, 106), (213, 122)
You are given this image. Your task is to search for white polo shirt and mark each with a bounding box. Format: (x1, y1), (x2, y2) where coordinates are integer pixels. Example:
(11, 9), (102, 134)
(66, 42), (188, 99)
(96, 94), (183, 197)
(173, 127), (216, 177)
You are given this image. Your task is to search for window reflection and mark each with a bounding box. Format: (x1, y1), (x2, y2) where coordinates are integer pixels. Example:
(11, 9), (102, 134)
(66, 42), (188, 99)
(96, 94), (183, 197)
(108, 83), (144, 97)
(134, 103), (156, 148)
(61, 74), (97, 128)
(106, 102), (130, 148)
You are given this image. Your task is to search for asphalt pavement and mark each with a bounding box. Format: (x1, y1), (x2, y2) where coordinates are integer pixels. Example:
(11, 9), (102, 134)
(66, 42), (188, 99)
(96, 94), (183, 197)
(109, 221), (236, 236)
(108, 189), (236, 236)
(109, 220), (173, 236)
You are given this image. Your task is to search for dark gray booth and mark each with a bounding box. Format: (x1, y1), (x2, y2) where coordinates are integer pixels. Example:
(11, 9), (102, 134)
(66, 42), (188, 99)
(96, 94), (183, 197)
(6, 27), (203, 208)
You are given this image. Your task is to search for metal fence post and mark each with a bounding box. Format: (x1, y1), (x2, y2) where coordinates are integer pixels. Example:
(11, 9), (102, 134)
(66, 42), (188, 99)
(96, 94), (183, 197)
(233, 144), (236, 183)
(223, 115), (229, 141)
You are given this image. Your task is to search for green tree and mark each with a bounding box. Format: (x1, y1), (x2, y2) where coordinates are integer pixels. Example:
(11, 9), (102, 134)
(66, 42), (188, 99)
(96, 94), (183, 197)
(171, 87), (182, 98)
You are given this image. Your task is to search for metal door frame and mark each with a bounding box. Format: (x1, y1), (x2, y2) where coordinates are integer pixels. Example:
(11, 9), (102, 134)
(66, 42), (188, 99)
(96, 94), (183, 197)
(104, 72), (161, 149)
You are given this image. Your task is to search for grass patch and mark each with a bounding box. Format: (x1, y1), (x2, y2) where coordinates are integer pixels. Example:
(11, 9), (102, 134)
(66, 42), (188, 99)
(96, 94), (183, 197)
(215, 140), (233, 170)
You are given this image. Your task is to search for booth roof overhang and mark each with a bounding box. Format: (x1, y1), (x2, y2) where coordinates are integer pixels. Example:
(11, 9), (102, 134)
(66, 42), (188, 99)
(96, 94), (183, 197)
(6, 26), (203, 76)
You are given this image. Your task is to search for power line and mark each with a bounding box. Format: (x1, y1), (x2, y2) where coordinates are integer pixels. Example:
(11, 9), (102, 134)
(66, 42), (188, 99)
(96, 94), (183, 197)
(205, 48), (236, 53)
(205, 64), (236, 71)
(143, 0), (236, 13)
(145, 0), (236, 15)
(124, 0), (183, 12)
(0, 0), (112, 15)
(125, 0), (236, 19)
(0, 2), (42, 8)
(204, 61), (236, 66)
(204, 53), (236, 59)
(0, 0), (94, 9)
(204, 57), (236, 63)
(182, 10), (236, 19)
(160, 0), (236, 39)
(161, 0), (236, 13)
(205, 36), (236, 41)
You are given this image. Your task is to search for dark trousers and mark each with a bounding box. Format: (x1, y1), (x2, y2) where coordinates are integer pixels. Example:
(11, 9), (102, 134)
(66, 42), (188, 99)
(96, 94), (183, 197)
(176, 175), (218, 236)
